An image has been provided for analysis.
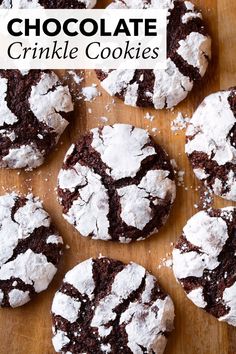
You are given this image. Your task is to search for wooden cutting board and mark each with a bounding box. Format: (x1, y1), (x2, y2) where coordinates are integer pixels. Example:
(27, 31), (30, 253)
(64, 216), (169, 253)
(0, 1), (235, 353)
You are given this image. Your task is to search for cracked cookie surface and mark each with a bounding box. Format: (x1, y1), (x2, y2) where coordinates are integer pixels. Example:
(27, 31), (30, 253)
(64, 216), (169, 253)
(0, 70), (74, 170)
(96, 0), (211, 110)
(185, 87), (236, 201)
(57, 124), (176, 243)
(0, 193), (63, 308)
(51, 257), (175, 354)
(173, 207), (236, 326)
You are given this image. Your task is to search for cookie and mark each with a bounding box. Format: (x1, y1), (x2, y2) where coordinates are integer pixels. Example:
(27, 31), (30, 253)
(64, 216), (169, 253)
(57, 124), (176, 243)
(0, 70), (73, 170)
(0, 0), (96, 8)
(185, 88), (236, 201)
(52, 257), (175, 354)
(172, 207), (236, 326)
(96, 0), (211, 110)
(0, 193), (63, 308)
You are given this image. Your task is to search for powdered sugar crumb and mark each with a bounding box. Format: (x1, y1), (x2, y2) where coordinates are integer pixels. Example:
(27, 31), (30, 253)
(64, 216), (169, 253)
(82, 84), (100, 102)
(144, 112), (155, 122)
(68, 71), (83, 85)
(171, 112), (190, 132)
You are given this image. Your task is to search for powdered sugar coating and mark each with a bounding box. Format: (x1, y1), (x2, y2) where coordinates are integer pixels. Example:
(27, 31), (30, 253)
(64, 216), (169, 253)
(219, 283), (236, 326)
(0, 145), (44, 170)
(177, 32), (211, 77)
(91, 124), (156, 180)
(52, 331), (70, 353)
(8, 289), (30, 308)
(187, 288), (207, 308)
(97, 0), (211, 109)
(186, 89), (236, 201)
(0, 70), (74, 170)
(58, 162), (110, 241)
(173, 207), (236, 326)
(152, 58), (193, 109)
(182, 1), (202, 23)
(0, 193), (63, 308)
(52, 292), (81, 323)
(51, 257), (175, 354)
(173, 210), (228, 279)
(0, 0), (96, 8)
(0, 78), (18, 126)
(118, 170), (176, 230)
(29, 71), (72, 138)
(58, 124), (176, 242)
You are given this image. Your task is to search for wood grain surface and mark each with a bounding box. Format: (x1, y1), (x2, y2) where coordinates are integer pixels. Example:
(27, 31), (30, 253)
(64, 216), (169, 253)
(0, 1), (236, 353)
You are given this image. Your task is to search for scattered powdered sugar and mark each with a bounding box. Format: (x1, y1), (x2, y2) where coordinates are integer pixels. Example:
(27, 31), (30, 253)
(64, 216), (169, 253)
(177, 170), (185, 187)
(144, 112), (155, 122)
(158, 257), (173, 269)
(81, 84), (100, 101)
(100, 116), (109, 123)
(68, 70), (84, 85)
(171, 112), (191, 132)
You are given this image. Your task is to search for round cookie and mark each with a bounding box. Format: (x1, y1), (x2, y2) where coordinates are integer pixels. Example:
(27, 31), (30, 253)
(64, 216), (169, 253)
(185, 88), (236, 201)
(0, 193), (63, 308)
(0, 69), (73, 170)
(0, 0), (96, 8)
(52, 257), (175, 354)
(96, 0), (211, 110)
(57, 123), (176, 243)
(172, 207), (236, 326)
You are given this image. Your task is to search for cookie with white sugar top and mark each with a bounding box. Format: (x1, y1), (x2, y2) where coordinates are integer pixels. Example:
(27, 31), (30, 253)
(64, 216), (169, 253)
(51, 257), (175, 354)
(186, 87), (236, 201)
(96, 0), (211, 110)
(0, 70), (74, 170)
(0, 193), (63, 308)
(0, 0), (96, 8)
(173, 207), (236, 326)
(57, 123), (176, 243)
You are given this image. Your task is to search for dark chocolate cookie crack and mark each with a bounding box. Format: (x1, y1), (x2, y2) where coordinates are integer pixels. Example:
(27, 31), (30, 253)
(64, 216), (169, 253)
(0, 70), (73, 170)
(52, 257), (174, 354)
(0, 193), (63, 308)
(186, 87), (236, 201)
(173, 207), (236, 325)
(58, 124), (176, 242)
(96, 0), (211, 109)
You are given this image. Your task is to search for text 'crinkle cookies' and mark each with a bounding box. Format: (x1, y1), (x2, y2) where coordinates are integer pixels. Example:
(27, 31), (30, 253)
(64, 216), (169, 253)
(51, 257), (175, 354)
(57, 124), (176, 243)
(186, 87), (236, 201)
(0, 193), (63, 308)
(0, 70), (74, 170)
(96, 0), (211, 110)
(0, 0), (96, 8)
(172, 207), (236, 326)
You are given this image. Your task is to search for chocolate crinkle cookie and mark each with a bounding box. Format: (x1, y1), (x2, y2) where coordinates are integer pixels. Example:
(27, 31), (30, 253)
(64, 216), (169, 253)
(96, 0), (211, 110)
(186, 87), (236, 201)
(57, 124), (176, 243)
(0, 193), (63, 308)
(0, 70), (74, 170)
(51, 257), (175, 354)
(173, 207), (236, 326)
(0, 0), (96, 8)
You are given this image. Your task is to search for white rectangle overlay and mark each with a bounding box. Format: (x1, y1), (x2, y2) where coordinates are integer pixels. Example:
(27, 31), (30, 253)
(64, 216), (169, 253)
(0, 9), (167, 69)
